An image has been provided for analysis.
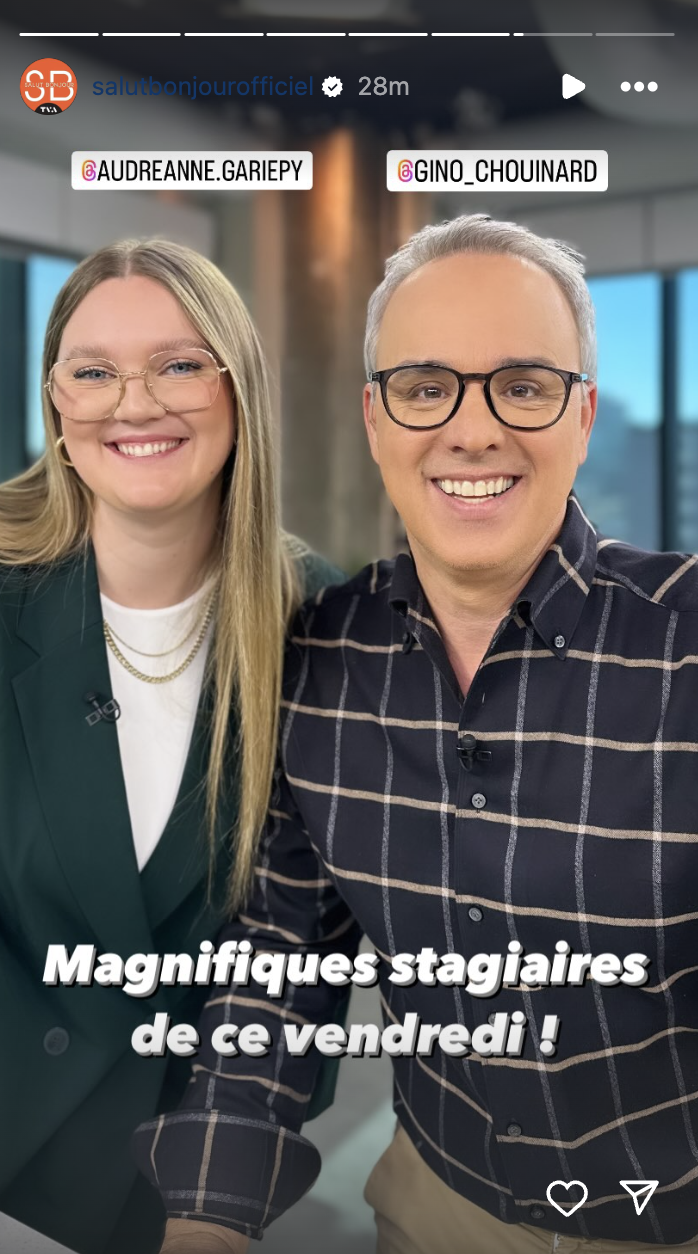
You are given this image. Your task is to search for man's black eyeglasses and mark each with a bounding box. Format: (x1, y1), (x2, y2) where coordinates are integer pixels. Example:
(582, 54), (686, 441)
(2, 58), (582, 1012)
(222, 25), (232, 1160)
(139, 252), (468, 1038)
(369, 363), (589, 431)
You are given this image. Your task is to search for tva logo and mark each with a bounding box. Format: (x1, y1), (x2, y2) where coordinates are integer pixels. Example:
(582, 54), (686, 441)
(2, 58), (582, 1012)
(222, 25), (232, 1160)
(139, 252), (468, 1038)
(20, 57), (78, 114)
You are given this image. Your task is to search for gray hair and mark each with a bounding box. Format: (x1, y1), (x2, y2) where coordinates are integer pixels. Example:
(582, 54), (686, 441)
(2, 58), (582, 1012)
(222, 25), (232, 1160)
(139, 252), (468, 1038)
(364, 212), (597, 380)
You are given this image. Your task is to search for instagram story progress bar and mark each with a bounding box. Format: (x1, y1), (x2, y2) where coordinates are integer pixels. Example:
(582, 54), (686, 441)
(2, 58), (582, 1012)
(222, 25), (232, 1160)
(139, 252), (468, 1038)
(72, 151), (313, 189)
(387, 151), (608, 192)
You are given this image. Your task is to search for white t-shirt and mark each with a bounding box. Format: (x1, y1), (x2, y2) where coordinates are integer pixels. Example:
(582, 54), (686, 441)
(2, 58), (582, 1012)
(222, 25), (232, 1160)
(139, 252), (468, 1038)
(101, 580), (215, 871)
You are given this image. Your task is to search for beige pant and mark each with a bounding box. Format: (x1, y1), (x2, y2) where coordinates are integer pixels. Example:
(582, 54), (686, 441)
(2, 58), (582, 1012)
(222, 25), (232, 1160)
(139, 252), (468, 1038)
(364, 1124), (696, 1254)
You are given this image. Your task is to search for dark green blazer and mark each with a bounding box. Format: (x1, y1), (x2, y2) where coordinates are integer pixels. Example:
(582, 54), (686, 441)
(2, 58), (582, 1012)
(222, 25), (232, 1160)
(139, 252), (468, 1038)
(0, 546), (344, 1254)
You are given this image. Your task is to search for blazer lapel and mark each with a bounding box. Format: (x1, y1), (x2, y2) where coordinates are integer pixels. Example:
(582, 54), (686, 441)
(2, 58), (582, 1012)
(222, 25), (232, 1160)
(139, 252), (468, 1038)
(139, 692), (238, 931)
(12, 551), (154, 959)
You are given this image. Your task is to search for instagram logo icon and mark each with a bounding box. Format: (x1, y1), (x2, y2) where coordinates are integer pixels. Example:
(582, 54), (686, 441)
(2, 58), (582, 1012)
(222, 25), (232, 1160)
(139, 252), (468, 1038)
(82, 159), (97, 181)
(397, 158), (414, 182)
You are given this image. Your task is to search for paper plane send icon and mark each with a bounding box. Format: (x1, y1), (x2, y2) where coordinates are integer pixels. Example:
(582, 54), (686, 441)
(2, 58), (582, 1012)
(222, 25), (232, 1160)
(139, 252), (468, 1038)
(562, 73), (586, 99)
(620, 1180), (659, 1216)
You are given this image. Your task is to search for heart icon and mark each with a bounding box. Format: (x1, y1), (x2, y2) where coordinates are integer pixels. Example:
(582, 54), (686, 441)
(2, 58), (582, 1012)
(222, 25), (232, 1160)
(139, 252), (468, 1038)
(545, 1179), (589, 1217)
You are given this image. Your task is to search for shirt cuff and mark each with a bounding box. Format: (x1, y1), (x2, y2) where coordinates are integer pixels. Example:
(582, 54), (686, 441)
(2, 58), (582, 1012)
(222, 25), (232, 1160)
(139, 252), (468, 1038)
(133, 1112), (322, 1239)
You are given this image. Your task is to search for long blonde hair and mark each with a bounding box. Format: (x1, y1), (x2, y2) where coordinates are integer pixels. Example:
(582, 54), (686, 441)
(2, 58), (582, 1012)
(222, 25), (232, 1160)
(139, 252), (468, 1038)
(0, 238), (304, 912)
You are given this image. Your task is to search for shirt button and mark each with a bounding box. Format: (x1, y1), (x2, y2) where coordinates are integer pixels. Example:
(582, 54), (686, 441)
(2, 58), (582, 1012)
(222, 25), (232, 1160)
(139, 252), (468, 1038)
(468, 906), (483, 923)
(554, 634), (566, 649)
(471, 792), (486, 809)
(43, 1027), (70, 1056)
(529, 1206), (545, 1221)
(507, 1122), (522, 1137)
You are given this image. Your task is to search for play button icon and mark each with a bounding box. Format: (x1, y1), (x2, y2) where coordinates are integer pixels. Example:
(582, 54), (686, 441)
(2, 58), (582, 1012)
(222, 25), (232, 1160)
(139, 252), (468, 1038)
(562, 73), (586, 99)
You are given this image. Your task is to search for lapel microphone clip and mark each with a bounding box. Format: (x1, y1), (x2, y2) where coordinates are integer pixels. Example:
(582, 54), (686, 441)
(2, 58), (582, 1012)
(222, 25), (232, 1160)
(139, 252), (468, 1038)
(84, 691), (121, 727)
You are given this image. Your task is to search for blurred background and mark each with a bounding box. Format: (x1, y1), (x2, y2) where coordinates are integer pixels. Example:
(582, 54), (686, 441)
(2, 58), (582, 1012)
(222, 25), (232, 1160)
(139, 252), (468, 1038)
(2, 0), (698, 568)
(1, 3), (698, 1247)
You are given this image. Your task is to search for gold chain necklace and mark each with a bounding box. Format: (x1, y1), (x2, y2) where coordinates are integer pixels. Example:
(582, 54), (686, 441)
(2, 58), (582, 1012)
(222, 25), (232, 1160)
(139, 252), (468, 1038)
(103, 590), (216, 684)
(105, 596), (208, 658)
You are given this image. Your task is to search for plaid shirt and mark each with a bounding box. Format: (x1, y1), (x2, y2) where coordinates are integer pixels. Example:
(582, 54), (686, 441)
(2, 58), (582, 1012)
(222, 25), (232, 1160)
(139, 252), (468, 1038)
(134, 494), (698, 1244)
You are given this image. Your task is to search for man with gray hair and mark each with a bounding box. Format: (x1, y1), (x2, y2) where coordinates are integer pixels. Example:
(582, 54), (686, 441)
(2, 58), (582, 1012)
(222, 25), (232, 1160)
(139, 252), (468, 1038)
(138, 213), (698, 1253)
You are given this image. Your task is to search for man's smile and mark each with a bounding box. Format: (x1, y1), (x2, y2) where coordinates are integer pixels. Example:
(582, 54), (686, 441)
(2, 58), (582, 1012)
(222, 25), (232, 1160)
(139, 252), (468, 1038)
(434, 475), (518, 499)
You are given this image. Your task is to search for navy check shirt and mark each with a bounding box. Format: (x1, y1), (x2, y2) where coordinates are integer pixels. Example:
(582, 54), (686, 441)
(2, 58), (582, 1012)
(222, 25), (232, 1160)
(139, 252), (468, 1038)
(134, 494), (698, 1244)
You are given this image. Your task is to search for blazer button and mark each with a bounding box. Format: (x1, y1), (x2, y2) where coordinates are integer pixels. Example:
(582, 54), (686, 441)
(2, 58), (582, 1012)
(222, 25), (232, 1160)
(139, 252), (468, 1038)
(529, 1206), (545, 1221)
(43, 1027), (70, 1056)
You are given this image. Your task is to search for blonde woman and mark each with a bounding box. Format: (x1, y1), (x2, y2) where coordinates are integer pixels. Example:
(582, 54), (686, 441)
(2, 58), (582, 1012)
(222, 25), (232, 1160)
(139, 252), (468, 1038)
(0, 239), (342, 1254)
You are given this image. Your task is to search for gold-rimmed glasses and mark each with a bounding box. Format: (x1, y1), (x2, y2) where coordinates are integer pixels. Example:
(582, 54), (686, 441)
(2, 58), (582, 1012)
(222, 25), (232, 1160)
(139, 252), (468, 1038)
(46, 348), (229, 422)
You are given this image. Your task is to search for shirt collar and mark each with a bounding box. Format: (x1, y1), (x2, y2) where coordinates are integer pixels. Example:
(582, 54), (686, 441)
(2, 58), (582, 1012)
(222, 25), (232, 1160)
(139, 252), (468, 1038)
(388, 493), (598, 658)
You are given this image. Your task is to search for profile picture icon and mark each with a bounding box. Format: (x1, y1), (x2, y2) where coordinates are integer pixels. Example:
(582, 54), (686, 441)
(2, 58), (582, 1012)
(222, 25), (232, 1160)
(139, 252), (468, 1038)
(20, 57), (78, 114)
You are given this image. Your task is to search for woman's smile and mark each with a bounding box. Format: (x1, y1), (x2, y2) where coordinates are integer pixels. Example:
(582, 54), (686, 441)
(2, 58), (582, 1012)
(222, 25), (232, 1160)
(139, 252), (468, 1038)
(106, 435), (189, 460)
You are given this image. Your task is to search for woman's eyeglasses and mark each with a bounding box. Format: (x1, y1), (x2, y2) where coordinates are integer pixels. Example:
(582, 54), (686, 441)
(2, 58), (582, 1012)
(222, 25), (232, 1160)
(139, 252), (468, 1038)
(46, 348), (228, 422)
